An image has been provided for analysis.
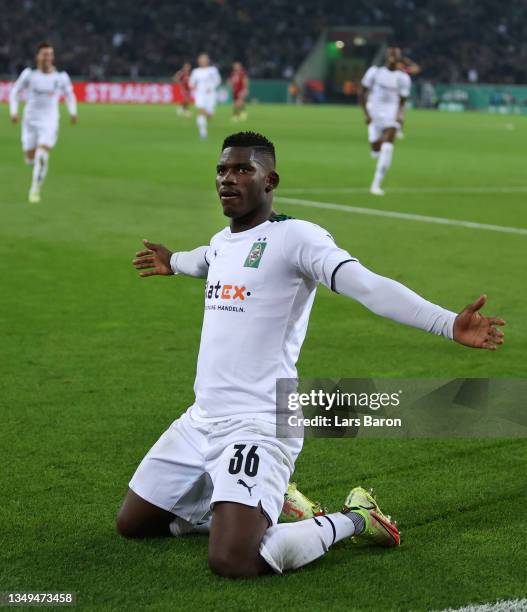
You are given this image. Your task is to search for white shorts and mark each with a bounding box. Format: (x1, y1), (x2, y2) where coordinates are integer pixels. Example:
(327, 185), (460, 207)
(194, 93), (216, 115)
(367, 106), (400, 142)
(22, 120), (58, 150)
(129, 408), (302, 526)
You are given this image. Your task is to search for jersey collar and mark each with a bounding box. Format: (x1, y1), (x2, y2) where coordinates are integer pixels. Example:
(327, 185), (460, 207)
(225, 219), (271, 240)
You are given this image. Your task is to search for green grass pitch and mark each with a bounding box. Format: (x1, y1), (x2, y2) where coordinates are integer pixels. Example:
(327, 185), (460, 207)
(1, 103), (526, 611)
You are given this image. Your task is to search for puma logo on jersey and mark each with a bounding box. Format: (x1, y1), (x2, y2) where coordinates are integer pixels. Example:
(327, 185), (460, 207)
(205, 281), (251, 300)
(237, 479), (257, 496)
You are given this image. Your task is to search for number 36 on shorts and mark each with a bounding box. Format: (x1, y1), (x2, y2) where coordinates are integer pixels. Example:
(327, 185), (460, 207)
(228, 444), (260, 477)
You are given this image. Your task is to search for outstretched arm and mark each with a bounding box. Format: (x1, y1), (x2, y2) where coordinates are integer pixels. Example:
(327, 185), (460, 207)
(132, 239), (209, 278)
(333, 261), (505, 350)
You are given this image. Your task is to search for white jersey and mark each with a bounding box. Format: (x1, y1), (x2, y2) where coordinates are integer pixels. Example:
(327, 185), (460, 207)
(190, 216), (355, 422)
(189, 66), (221, 96)
(361, 66), (411, 111)
(9, 67), (77, 123)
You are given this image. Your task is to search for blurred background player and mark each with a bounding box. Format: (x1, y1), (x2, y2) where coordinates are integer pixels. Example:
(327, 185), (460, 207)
(228, 61), (249, 122)
(189, 53), (221, 139)
(396, 55), (421, 139)
(9, 42), (77, 203)
(360, 47), (410, 196)
(173, 62), (192, 117)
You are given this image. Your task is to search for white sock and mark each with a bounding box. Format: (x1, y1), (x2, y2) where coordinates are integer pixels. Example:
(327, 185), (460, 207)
(259, 512), (356, 574)
(31, 148), (49, 192)
(169, 514), (211, 537)
(370, 150), (380, 160)
(372, 142), (393, 189)
(197, 114), (207, 138)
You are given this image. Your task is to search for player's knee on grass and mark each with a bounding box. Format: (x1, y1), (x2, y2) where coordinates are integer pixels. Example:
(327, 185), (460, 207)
(208, 542), (271, 578)
(116, 511), (170, 539)
(208, 543), (259, 578)
(371, 141), (381, 152)
(208, 502), (270, 578)
(116, 488), (173, 538)
(116, 510), (141, 538)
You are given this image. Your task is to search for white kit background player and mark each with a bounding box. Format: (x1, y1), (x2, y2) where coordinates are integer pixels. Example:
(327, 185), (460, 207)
(360, 46), (411, 196)
(189, 53), (221, 139)
(9, 42), (77, 203)
(122, 132), (505, 578)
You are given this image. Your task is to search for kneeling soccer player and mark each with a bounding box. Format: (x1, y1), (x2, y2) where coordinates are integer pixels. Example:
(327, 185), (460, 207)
(120, 131), (505, 577)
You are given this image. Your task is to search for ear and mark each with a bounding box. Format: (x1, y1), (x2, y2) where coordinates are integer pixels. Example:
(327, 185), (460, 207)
(265, 170), (280, 193)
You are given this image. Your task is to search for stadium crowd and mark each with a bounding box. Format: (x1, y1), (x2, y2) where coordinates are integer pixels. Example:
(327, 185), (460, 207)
(0, 0), (525, 83)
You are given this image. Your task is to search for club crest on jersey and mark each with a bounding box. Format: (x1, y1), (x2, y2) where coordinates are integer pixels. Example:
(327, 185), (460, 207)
(244, 241), (267, 268)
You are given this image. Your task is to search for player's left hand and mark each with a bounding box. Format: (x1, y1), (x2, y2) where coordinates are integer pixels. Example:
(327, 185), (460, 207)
(71, 115), (78, 125)
(133, 239), (173, 277)
(453, 295), (505, 351)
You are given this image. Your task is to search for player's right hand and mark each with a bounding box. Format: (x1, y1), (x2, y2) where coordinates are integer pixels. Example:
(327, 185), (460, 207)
(10, 114), (18, 124)
(365, 113), (371, 124)
(133, 239), (174, 277)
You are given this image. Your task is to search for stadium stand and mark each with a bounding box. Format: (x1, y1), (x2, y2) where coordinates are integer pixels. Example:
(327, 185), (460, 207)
(1, 0), (525, 83)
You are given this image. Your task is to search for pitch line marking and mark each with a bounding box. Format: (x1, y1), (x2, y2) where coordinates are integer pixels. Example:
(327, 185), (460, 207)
(275, 196), (527, 236)
(437, 598), (527, 611)
(279, 186), (527, 195)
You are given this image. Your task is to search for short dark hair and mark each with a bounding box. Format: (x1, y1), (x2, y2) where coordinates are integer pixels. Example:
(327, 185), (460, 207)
(36, 41), (53, 53)
(222, 131), (276, 165)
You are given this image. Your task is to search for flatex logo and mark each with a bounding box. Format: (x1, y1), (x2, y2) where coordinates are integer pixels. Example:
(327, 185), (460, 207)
(205, 280), (251, 301)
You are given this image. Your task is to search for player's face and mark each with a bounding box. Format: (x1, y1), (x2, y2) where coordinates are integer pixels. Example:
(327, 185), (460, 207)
(198, 54), (209, 67)
(233, 62), (242, 72)
(36, 47), (54, 71)
(386, 47), (401, 69)
(216, 147), (273, 219)
(183, 63), (191, 72)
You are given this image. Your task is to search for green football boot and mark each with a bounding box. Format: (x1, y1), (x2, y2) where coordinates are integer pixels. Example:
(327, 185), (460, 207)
(344, 486), (400, 547)
(28, 189), (41, 203)
(280, 482), (326, 523)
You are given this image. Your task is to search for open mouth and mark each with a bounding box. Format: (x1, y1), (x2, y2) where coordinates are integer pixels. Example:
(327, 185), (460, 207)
(220, 190), (241, 201)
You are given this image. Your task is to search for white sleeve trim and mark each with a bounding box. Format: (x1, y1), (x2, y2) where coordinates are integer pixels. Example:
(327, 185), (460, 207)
(333, 261), (456, 339)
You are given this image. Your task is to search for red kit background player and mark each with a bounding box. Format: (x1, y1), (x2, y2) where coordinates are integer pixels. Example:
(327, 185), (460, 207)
(173, 62), (192, 117)
(229, 61), (249, 121)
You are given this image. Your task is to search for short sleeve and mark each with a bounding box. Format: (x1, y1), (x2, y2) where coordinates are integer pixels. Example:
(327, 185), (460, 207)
(361, 66), (376, 89)
(399, 73), (411, 97)
(282, 220), (357, 290)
